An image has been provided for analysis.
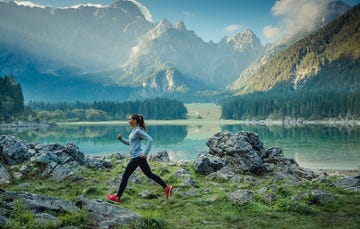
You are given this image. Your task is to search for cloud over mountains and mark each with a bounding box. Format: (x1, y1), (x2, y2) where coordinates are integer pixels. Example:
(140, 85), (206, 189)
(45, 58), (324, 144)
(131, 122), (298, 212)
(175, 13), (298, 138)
(264, 0), (336, 40)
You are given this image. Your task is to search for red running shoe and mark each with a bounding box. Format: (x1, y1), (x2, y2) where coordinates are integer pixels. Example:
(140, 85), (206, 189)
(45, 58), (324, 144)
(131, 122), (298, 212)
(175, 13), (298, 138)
(165, 185), (173, 199)
(106, 194), (121, 203)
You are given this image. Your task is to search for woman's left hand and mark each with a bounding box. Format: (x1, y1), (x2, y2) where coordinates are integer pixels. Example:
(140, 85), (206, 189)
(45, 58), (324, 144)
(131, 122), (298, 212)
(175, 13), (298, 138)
(140, 154), (147, 159)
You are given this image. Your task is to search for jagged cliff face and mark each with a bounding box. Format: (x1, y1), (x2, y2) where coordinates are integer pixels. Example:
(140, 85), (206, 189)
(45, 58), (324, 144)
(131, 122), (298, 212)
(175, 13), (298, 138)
(120, 23), (264, 89)
(0, 0), (355, 101)
(0, 0), (265, 99)
(0, 0), (153, 74)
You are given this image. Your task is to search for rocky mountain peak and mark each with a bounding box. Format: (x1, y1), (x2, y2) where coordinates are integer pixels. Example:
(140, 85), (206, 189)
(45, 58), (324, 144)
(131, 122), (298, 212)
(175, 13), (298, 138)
(175, 21), (187, 31)
(226, 29), (260, 44)
(224, 29), (264, 52)
(150, 19), (173, 36)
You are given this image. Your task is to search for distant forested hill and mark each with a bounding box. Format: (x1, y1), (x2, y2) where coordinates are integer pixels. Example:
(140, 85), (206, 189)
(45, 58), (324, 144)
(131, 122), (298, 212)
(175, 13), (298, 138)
(221, 90), (360, 120)
(232, 3), (360, 94)
(222, 4), (360, 120)
(28, 98), (188, 121)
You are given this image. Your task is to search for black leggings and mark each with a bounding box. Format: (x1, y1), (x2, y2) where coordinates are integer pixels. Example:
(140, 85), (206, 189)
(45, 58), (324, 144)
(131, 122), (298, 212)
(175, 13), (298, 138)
(117, 157), (167, 197)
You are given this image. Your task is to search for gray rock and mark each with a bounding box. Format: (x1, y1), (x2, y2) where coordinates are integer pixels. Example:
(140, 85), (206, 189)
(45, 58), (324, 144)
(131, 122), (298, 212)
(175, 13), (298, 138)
(149, 151), (170, 162)
(30, 151), (60, 164)
(76, 196), (143, 228)
(174, 167), (191, 178)
(0, 135), (30, 165)
(0, 162), (11, 185)
(237, 131), (266, 156)
(1, 189), (80, 214)
(263, 193), (277, 204)
(179, 178), (197, 188)
(48, 164), (75, 181)
(308, 190), (335, 204)
(312, 173), (332, 184)
(0, 188), (143, 228)
(272, 171), (301, 186)
(206, 131), (254, 156)
(84, 157), (112, 170)
(263, 163), (275, 172)
(208, 165), (236, 181)
(19, 164), (31, 174)
(12, 171), (23, 180)
(201, 131), (318, 180)
(63, 143), (85, 163)
(333, 173), (360, 192)
(0, 215), (8, 227)
(257, 187), (267, 195)
(262, 147), (287, 164)
(225, 149), (263, 175)
(226, 189), (256, 204)
(0, 134), (112, 182)
(196, 152), (226, 172)
(209, 156), (227, 171)
(285, 164), (317, 180)
(193, 157), (214, 175)
(205, 131), (264, 175)
(178, 189), (198, 197)
(34, 212), (62, 228)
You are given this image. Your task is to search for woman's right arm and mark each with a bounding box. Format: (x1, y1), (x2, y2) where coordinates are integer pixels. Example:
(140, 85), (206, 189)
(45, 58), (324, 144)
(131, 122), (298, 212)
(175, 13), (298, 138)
(117, 134), (129, 145)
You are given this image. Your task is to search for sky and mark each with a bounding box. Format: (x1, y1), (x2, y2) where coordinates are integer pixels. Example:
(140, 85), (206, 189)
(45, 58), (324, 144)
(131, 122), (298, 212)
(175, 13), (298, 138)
(6, 0), (360, 45)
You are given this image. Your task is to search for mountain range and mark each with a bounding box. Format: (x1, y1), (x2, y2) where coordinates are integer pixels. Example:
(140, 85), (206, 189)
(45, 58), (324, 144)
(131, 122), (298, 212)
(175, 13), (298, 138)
(0, 0), (357, 102)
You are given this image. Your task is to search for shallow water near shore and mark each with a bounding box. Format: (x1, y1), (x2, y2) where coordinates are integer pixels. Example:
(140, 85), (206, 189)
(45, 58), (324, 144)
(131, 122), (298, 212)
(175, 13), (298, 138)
(2, 121), (359, 170)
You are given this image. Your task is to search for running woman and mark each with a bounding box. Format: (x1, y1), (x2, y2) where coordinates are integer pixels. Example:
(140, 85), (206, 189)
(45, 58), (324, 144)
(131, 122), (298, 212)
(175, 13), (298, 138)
(106, 114), (172, 203)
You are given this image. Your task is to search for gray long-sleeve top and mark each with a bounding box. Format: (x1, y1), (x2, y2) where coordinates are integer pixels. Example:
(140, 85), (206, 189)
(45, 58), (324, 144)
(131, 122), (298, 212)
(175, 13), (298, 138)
(119, 127), (153, 158)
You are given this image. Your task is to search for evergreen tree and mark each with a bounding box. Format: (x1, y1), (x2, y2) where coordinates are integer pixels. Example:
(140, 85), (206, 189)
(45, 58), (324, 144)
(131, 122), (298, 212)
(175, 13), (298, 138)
(0, 75), (25, 120)
(28, 97), (188, 121)
(221, 90), (360, 120)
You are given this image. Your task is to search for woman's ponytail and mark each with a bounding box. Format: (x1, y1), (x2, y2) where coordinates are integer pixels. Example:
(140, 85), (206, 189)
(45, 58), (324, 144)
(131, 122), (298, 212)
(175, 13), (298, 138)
(138, 114), (146, 131)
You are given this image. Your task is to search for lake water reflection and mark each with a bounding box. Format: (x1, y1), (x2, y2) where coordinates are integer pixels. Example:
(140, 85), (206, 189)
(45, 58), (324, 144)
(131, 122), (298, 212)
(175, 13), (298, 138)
(3, 123), (360, 170)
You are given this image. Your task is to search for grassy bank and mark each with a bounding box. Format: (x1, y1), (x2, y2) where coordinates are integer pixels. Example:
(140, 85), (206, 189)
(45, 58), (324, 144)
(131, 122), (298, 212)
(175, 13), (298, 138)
(4, 158), (360, 228)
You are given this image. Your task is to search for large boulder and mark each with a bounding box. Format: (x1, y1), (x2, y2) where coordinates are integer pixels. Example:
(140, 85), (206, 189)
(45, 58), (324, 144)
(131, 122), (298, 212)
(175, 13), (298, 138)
(76, 196), (143, 228)
(0, 189), (143, 228)
(206, 131), (264, 175)
(201, 131), (317, 179)
(333, 173), (360, 192)
(0, 135), (112, 182)
(0, 188), (80, 214)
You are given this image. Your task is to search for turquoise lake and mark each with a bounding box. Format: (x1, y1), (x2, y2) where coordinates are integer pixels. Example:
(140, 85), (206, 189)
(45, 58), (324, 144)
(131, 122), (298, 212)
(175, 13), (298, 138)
(2, 123), (360, 170)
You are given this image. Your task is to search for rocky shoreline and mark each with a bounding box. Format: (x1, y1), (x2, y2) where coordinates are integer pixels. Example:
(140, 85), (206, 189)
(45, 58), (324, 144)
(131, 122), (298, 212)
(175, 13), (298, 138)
(0, 121), (56, 131)
(238, 118), (360, 126)
(1, 131), (359, 228)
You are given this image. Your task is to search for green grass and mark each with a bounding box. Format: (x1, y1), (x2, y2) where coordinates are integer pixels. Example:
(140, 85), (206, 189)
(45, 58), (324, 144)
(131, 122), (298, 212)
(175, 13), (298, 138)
(3, 160), (360, 229)
(185, 103), (221, 120)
